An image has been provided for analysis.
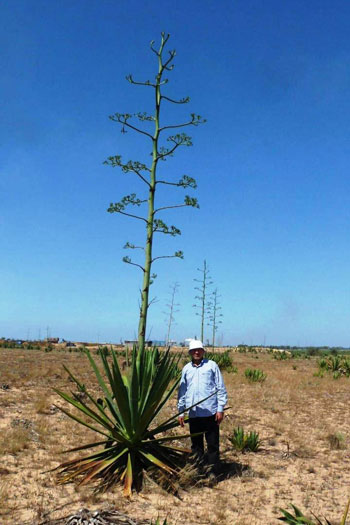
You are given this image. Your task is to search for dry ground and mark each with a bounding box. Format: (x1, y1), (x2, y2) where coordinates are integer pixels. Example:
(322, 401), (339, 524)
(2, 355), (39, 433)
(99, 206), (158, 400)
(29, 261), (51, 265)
(0, 348), (350, 525)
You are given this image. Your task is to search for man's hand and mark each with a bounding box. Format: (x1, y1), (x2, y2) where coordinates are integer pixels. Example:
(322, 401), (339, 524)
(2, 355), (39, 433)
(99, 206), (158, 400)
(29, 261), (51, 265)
(215, 412), (224, 425)
(178, 416), (185, 427)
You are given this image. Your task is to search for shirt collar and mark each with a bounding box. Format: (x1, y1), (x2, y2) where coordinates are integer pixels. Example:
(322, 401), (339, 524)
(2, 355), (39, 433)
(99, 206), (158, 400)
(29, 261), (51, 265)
(191, 358), (207, 368)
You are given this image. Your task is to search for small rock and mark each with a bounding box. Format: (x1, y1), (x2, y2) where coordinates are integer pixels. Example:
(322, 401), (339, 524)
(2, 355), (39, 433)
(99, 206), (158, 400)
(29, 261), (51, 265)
(11, 418), (33, 429)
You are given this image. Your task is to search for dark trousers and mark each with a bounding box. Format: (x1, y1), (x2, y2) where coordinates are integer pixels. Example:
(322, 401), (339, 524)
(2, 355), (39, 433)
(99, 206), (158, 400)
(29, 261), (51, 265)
(189, 415), (220, 467)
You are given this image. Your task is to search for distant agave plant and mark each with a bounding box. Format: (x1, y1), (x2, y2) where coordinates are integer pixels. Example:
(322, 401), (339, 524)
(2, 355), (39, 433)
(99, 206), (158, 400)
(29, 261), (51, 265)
(317, 355), (350, 379)
(244, 368), (266, 383)
(205, 350), (234, 371)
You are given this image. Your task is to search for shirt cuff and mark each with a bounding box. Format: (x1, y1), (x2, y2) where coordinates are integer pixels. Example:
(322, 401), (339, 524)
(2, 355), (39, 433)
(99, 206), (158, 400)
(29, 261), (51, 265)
(217, 406), (225, 412)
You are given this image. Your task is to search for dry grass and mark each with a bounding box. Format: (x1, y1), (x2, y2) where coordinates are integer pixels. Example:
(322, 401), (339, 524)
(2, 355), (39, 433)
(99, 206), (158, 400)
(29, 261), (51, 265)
(0, 348), (350, 524)
(327, 431), (346, 450)
(0, 425), (32, 455)
(0, 482), (9, 508)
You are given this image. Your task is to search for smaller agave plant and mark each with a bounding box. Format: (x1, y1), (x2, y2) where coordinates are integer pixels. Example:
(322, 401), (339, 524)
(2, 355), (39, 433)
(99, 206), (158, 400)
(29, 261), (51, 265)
(244, 368), (266, 383)
(51, 346), (204, 496)
(230, 426), (260, 453)
(278, 498), (350, 525)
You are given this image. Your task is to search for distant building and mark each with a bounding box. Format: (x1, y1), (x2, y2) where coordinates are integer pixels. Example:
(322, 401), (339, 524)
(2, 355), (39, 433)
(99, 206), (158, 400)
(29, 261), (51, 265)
(152, 340), (166, 347)
(124, 340), (153, 348)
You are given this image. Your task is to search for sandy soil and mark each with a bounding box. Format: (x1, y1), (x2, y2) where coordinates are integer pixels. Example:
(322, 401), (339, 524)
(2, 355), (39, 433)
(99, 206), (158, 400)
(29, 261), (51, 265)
(0, 348), (349, 524)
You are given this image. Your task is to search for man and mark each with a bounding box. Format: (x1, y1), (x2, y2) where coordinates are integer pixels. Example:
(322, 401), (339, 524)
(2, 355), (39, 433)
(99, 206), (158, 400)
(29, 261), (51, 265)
(178, 339), (228, 473)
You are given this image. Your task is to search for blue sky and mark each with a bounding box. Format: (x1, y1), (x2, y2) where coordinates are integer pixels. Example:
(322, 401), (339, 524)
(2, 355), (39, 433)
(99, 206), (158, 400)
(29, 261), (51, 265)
(2, 0), (350, 346)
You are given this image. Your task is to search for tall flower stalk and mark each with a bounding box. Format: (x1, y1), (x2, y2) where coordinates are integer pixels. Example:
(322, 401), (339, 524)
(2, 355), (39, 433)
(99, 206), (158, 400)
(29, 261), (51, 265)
(105, 33), (205, 349)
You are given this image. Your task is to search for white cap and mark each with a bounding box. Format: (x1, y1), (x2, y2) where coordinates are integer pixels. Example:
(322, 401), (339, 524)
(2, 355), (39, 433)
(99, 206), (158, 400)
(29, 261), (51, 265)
(188, 339), (205, 353)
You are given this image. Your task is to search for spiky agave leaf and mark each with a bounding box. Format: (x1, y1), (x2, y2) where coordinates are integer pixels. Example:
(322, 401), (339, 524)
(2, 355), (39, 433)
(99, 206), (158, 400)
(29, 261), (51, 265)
(52, 345), (210, 496)
(278, 504), (318, 524)
(279, 499), (350, 525)
(340, 498), (350, 525)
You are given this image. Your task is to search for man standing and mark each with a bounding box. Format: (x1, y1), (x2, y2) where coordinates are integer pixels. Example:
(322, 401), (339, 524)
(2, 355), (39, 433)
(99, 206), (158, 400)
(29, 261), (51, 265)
(178, 339), (228, 473)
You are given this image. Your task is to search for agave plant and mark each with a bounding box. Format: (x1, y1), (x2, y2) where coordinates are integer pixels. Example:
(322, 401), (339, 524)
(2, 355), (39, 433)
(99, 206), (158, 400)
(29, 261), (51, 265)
(230, 426), (260, 452)
(317, 355), (350, 379)
(205, 350), (234, 371)
(244, 368), (266, 383)
(52, 346), (198, 496)
(279, 498), (350, 524)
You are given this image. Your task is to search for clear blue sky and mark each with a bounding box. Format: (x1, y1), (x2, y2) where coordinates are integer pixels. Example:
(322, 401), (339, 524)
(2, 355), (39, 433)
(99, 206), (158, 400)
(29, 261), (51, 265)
(2, 0), (350, 346)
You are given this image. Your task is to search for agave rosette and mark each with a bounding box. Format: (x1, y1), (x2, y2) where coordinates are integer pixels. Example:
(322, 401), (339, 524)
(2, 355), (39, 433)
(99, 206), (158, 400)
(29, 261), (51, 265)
(52, 346), (207, 496)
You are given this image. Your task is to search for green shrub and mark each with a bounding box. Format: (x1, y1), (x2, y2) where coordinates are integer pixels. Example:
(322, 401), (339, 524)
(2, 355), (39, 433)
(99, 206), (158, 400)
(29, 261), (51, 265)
(230, 426), (260, 452)
(244, 368), (266, 383)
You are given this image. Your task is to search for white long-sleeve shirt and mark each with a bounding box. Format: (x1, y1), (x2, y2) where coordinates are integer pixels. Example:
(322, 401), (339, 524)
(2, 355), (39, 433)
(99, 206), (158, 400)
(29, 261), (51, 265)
(177, 358), (227, 418)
